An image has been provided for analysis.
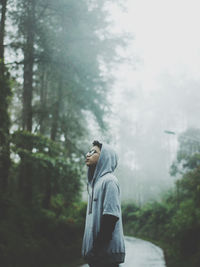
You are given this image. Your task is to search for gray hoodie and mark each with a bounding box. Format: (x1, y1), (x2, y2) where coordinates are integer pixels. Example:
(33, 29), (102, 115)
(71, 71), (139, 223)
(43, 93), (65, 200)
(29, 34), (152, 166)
(82, 144), (125, 264)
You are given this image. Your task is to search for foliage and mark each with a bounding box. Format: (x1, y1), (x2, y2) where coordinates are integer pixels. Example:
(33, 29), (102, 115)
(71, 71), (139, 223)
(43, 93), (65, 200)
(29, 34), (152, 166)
(0, 129), (87, 266)
(9, 0), (126, 144)
(0, 194), (87, 267)
(1, 0), (126, 265)
(122, 128), (200, 267)
(10, 130), (82, 207)
(170, 128), (200, 176)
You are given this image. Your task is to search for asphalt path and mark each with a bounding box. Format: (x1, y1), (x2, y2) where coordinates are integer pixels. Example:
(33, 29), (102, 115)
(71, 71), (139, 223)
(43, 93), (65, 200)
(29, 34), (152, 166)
(81, 236), (166, 267)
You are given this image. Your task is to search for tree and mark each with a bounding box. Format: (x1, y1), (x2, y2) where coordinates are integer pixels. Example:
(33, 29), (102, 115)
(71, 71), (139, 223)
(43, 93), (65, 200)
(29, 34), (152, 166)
(0, 1), (128, 266)
(12, 130), (82, 206)
(0, 0), (11, 192)
(170, 128), (200, 176)
(10, 0), (125, 148)
(21, 0), (36, 132)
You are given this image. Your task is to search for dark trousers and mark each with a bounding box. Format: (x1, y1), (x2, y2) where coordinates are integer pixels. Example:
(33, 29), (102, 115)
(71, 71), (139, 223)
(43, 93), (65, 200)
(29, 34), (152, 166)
(89, 264), (119, 267)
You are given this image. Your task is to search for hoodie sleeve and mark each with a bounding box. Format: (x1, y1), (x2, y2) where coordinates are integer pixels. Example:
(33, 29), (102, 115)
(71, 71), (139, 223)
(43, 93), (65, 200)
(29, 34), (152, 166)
(102, 179), (121, 218)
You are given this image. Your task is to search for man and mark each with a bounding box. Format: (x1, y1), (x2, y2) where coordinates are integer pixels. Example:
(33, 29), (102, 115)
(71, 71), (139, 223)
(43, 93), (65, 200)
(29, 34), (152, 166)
(82, 140), (125, 267)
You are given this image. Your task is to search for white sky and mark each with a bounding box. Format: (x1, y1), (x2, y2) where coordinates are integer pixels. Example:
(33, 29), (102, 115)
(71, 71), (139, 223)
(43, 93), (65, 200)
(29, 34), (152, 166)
(85, 0), (200, 201)
(101, 0), (200, 201)
(106, 0), (200, 133)
(86, 0), (200, 148)
(110, 0), (200, 79)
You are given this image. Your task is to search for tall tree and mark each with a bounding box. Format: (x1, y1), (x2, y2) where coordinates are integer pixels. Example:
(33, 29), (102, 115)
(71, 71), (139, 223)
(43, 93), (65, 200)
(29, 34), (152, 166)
(0, 0), (11, 192)
(34, 0), (123, 144)
(9, 0), (126, 156)
(170, 128), (200, 176)
(50, 79), (63, 141)
(21, 0), (36, 132)
(0, 0), (7, 72)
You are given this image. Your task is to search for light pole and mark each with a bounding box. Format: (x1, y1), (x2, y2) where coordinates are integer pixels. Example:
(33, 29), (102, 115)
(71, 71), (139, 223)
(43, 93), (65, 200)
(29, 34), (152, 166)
(164, 130), (200, 143)
(164, 130), (178, 168)
(164, 130), (176, 135)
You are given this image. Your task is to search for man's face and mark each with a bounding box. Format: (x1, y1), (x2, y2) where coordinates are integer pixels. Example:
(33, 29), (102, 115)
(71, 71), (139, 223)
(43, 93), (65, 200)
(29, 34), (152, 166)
(85, 145), (101, 166)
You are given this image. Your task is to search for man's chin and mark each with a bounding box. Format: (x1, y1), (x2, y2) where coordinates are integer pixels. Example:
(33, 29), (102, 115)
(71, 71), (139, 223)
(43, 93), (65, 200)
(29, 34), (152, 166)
(86, 162), (96, 167)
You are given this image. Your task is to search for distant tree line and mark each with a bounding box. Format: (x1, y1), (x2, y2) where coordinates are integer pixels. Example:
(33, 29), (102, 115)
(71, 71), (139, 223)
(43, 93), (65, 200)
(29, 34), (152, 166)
(122, 128), (200, 267)
(0, 0), (124, 266)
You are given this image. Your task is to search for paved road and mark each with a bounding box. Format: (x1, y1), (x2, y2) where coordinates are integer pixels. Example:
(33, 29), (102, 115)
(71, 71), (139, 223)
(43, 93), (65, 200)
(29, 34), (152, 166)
(81, 236), (166, 267)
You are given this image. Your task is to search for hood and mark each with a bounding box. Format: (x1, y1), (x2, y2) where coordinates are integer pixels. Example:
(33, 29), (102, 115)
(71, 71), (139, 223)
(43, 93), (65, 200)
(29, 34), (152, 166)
(88, 143), (118, 186)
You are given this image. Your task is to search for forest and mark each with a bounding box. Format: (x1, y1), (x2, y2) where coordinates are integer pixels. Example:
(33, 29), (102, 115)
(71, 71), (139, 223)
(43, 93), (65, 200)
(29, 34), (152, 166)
(0, 0), (124, 266)
(122, 128), (200, 267)
(1, 0), (200, 267)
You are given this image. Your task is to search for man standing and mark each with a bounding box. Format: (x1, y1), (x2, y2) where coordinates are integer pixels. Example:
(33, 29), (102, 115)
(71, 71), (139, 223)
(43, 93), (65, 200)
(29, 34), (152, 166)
(82, 141), (125, 267)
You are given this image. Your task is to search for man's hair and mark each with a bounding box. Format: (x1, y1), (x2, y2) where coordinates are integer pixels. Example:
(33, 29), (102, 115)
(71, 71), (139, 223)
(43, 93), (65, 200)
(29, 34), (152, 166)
(93, 140), (102, 150)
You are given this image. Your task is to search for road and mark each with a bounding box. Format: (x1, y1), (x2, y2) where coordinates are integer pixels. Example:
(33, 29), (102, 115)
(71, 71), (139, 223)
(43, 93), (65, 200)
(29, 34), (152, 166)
(81, 236), (166, 267)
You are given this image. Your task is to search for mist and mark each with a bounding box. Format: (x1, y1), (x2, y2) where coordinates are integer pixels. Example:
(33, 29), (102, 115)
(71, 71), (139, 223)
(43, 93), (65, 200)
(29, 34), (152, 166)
(1, 0), (200, 266)
(89, 0), (200, 204)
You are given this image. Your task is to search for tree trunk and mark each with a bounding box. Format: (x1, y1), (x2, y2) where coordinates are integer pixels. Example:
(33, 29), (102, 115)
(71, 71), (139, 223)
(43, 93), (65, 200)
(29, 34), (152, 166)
(43, 171), (51, 209)
(50, 80), (62, 141)
(0, 0), (7, 74)
(19, 0), (36, 204)
(22, 0), (36, 132)
(39, 66), (48, 135)
(0, 0), (11, 193)
(18, 157), (33, 205)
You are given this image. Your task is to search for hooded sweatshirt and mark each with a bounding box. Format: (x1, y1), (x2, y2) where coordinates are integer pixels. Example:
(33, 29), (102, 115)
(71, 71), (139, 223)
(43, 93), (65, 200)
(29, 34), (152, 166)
(82, 144), (125, 264)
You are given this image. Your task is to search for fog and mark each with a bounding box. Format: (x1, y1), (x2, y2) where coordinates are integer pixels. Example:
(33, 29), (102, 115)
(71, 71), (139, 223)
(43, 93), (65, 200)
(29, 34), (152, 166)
(89, 0), (200, 203)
